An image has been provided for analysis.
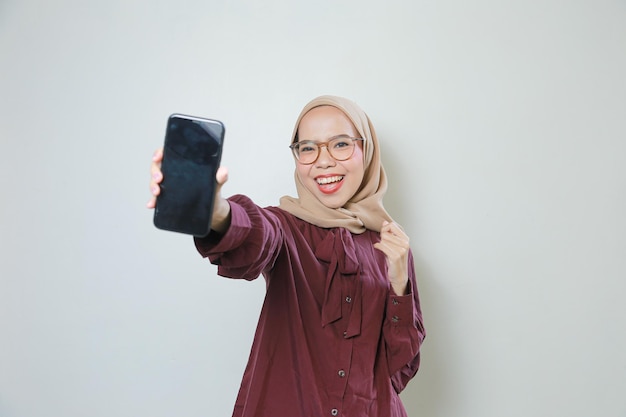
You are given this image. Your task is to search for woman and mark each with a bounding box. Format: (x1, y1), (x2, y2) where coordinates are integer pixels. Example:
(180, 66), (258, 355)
(148, 95), (425, 417)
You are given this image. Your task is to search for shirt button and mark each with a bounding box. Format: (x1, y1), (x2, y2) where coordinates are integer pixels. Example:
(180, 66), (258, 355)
(331, 409), (339, 416)
(338, 369), (346, 378)
(391, 315), (399, 323)
(343, 331), (348, 338)
(392, 298), (399, 305)
(345, 296), (352, 303)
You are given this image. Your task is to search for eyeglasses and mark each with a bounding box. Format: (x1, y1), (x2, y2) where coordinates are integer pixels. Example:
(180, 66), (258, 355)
(289, 136), (364, 165)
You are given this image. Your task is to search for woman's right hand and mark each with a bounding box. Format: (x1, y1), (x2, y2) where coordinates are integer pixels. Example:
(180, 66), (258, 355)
(146, 147), (232, 234)
(209, 165), (231, 234)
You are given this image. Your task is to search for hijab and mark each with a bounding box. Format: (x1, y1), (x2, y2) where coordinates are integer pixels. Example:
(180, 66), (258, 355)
(278, 95), (393, 234)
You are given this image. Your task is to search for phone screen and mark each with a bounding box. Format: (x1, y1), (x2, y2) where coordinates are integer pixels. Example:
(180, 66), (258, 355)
(153, 114), (225, 237)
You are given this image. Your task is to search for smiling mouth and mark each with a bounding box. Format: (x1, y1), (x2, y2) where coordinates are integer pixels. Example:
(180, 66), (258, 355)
(316, 175), (344, 185)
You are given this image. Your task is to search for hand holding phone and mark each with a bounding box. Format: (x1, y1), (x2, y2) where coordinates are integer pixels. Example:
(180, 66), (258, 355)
(152, 114), (225, 237)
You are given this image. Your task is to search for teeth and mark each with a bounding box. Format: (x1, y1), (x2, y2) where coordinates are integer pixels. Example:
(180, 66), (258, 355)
(317, 176), (344, 185)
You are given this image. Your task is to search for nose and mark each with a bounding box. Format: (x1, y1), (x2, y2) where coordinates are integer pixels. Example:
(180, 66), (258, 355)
(315, 145), (336, 168)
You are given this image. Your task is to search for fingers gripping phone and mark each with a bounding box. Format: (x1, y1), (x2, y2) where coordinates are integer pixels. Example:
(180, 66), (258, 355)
(153, 114), (225, 237)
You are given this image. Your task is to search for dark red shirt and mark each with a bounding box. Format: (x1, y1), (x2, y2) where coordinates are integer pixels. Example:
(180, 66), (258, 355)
(195, 195), (425, 417)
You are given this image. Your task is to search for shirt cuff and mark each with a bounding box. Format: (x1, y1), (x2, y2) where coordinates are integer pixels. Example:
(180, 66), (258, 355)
(386, 283), (415, 327)
(194, 197), (252, 256)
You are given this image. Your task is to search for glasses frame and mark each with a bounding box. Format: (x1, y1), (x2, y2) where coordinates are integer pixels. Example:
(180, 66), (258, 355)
(289, 136), (364, 165)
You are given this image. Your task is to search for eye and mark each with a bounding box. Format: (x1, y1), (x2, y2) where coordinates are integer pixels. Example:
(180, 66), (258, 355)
(298, 142), (317, 153)
(331, 138), (352, 149)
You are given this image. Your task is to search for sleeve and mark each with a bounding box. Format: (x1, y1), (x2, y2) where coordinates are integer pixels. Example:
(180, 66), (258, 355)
(193, 194), (284, 280)
(382, 250), (426, 393)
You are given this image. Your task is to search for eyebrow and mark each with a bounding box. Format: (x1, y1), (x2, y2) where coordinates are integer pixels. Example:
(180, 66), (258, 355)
(298, 134), (353, 143)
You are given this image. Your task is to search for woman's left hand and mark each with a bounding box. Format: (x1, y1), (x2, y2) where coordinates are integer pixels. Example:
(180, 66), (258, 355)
(374, 221), (410, 296)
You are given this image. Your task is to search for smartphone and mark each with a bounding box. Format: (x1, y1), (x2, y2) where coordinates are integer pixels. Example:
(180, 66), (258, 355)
(153, 114), (225, 237)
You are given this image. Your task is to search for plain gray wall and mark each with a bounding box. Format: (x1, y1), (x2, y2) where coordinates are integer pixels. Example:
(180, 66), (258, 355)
(1, 0), (625, 416)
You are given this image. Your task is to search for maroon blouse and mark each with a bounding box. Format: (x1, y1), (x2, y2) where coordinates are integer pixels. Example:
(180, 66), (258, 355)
(195, 195), (425, 417)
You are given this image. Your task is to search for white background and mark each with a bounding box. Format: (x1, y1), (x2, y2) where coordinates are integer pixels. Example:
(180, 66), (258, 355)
(1, 1), (625, 416)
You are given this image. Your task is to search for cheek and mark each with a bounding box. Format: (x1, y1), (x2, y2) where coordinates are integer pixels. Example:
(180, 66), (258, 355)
(351, 166), (366, 189)
(295, 164), (313, 185)
(349, 151), (366, 180)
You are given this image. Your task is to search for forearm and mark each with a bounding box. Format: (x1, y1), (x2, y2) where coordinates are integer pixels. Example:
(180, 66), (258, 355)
(384, 254), (426, 392)
(195, 195), (284, 280)
(211, 197), (232, 234)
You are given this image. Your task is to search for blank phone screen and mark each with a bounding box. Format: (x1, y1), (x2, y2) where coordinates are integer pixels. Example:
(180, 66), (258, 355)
(153, 115), (225, 237)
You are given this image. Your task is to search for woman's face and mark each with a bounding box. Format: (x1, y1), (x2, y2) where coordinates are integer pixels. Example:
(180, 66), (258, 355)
(295, 106), (365, 209)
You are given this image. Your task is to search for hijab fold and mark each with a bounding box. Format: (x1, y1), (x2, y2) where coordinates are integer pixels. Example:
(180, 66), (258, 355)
(279, 95), (393, 234)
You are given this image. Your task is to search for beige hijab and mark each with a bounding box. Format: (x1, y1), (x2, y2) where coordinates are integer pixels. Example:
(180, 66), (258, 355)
(278, 95), (393, 234)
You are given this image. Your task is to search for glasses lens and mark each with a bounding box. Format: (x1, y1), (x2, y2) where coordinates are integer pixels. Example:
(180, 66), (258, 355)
(295, 142), (318, 164)
(328, 137), (355, 161)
